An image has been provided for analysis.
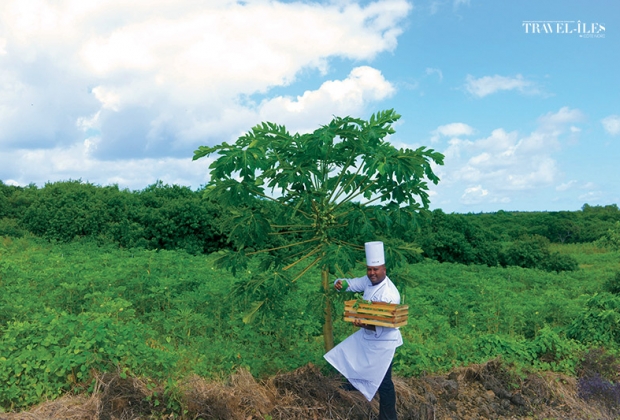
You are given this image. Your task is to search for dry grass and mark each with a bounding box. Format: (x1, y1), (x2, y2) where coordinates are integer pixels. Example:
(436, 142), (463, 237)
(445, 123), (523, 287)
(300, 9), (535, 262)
(0, 394), (97, 420)
(0, 360), (616, 420)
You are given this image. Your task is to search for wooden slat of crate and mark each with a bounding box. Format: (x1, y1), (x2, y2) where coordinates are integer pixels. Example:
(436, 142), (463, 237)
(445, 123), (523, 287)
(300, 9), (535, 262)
(343, 300), (408, 327)
(344, 301), (408, 316)
(343, 316), (408, 328)
(344, 306), (409, 317)
(344, 300), (409, 313)
(344, 312), (407, 323)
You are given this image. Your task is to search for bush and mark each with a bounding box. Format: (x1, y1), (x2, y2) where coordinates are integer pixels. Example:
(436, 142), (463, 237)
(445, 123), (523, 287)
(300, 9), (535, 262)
(501, 235), (578, 272)
(567, 293), (620, 345)
(414, 209), (500, 266)
(527, 325), (581, 373)
(541, 252), (579, 273)
(596, 221), (620, 251)
(0, 218), (27, 238)
(17, 180), (227, 255)
(603, 272), (620, 295)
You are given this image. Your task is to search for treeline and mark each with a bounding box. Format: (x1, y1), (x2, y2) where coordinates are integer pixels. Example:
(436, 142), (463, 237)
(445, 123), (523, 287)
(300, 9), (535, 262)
(2, 180), (619, 271)
(409, 206), (620, 272)
(0, 180), (227, 254)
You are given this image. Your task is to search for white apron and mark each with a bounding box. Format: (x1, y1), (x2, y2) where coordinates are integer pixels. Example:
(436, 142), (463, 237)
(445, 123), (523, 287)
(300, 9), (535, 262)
(324, 277), (403, 401)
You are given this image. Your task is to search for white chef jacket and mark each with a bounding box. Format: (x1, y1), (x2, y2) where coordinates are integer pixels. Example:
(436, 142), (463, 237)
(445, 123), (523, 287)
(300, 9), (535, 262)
(324, 275), (403, 401)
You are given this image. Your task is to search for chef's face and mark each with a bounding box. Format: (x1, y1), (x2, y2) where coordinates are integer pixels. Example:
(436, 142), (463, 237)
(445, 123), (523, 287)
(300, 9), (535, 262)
(367, 265), (387, 285)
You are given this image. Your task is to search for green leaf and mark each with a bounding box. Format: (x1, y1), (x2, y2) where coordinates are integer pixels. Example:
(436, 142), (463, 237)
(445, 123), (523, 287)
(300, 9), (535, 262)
(242, 300), (265, 324)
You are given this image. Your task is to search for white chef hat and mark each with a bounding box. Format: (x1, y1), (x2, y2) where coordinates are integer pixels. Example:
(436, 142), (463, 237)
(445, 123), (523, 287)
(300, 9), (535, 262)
(365, 241), (385, 266)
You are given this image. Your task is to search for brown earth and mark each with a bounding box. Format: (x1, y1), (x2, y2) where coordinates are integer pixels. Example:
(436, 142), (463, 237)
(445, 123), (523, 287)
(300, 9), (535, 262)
(0, 359), (614, 420)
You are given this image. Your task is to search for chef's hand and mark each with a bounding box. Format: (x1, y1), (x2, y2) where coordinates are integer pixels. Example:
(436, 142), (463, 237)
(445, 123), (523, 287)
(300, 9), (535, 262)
(334, 279), (343, 290)
(353, 319), (376, 331)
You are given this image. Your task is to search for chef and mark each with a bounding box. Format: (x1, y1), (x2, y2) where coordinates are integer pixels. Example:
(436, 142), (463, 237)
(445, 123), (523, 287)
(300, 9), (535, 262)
(324, 241), (402, 420)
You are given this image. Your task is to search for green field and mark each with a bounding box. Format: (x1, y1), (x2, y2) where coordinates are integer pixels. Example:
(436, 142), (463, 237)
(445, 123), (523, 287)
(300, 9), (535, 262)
(1, 236), (619, 411)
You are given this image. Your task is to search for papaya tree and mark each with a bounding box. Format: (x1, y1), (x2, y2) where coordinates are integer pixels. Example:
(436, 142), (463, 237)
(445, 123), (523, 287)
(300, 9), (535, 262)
(193, 109), (444, 351)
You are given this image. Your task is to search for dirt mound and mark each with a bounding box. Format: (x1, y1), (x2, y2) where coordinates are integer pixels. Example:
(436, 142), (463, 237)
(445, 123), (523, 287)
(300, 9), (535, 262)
(0, 360), (614, 419)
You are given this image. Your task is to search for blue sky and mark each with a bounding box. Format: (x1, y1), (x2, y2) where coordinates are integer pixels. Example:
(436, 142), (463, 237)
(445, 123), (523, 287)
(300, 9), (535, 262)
(0, 0), (618, 213)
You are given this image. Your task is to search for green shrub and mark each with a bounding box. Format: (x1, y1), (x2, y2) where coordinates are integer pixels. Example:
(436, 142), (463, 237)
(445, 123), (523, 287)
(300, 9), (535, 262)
(603, 272), (620, 295)
(527, 326), (582, 373)
(414, 209), (500, 266)
(542, 251), (579, 273)
(0, 310), (176, 410)
(501, 234), (578, 272)
(568, 293), (620, 345)
(473, 334), (532, 363)
(0, 218), (26, 238)
(596, 221), (620, 251)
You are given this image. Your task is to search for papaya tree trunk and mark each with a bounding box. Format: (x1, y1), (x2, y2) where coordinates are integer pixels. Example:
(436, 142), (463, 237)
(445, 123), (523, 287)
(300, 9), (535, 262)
(322, 266), (335, 352)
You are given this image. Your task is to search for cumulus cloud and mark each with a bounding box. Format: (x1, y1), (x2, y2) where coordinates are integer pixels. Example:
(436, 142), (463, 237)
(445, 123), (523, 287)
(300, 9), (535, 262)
(0, 140), (213, 191)
(77, 0), (409, 103)
(464, 74), (537, 97)
(258, 66), (395, 133)
(434, 107), (583, 206)
(461, 185), (488, 205)
(431, 122), (474, 141)
(602, 115), (620, 136)
(537, 107), (584, 130)
(0, 66), (395, 187)
(0, 0), (410, 186)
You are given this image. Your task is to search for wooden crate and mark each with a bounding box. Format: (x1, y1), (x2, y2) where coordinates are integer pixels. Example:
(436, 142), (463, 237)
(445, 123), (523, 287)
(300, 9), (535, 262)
(343, 300), (408, 328)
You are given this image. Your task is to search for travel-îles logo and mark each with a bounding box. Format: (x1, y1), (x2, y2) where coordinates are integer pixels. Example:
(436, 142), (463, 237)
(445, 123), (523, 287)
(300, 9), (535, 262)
(522, 21), (605, 38)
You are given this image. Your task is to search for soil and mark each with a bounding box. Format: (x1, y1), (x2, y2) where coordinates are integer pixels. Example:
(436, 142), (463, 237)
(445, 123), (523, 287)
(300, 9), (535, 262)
(0, 359), (614, 420)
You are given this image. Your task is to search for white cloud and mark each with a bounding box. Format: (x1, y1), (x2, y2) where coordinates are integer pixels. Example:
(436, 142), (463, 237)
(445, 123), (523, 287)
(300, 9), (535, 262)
(436, 122), (474, 137)
(430, 122), (474, 142)
(0, 140), (214, 190)
(0, 66), (396, 188)
(0, 0), (410, 163)
(461, 185), (488, 204)
(601, 115), (620, 136)
(464, 74), (537, 98)
(258, 66), (395, 133)
(556, 180), (577, 191)
(433, 108), (584, 206)
(537, 106), (584, 130)
(77, 0), (409, 105)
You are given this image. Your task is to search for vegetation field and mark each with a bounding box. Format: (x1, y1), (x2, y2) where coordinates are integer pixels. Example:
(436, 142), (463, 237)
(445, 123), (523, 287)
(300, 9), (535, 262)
(2, 178), (620, 416)
(2, 235), (620, 415)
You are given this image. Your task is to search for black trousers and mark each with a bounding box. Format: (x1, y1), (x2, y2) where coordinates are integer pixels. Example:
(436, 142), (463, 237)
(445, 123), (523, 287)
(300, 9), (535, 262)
(378, 361), (397, 420)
